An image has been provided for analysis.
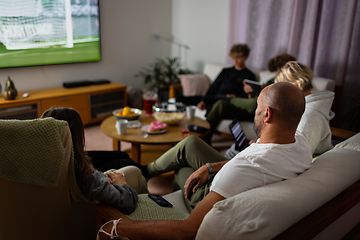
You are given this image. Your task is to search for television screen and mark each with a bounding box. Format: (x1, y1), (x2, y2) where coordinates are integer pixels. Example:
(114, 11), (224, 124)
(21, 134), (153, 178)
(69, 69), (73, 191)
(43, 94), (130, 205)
(0, 0), (101, 68)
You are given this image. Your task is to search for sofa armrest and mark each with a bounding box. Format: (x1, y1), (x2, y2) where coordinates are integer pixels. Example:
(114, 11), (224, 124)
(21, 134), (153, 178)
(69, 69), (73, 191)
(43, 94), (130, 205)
(331, 127), (357, 140)
(96, 204), (128, 230)
(274, 180), (360, 240)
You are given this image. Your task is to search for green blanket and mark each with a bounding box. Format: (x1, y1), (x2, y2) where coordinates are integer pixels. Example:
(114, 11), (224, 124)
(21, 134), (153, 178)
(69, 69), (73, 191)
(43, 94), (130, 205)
(128, 194), (188, 221)
(0, 118), (70, 187)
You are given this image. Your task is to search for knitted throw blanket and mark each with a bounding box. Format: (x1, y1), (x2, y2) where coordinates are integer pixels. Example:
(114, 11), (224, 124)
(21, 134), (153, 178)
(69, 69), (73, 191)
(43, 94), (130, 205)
(0, 118), (69, 187)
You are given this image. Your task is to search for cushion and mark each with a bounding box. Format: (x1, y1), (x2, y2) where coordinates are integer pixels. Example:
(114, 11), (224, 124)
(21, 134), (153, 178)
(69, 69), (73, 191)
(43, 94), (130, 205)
(163, 190), (190, 214)
(179, 74), (211, 96)
(203, 63), (227, 82)
(196, 142), (360, 240)
(312, 77), (335, 92)
(258, 70), (276, 84)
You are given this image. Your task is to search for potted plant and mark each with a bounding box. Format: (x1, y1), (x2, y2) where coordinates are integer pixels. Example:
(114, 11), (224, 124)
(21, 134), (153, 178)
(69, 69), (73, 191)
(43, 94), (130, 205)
(136, 57), (181, 101)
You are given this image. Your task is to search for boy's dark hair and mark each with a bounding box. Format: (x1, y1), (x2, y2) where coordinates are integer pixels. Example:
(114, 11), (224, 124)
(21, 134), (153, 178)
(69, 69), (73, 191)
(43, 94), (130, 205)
(268, 53), (297, 72)
(229, 44), (250, 58)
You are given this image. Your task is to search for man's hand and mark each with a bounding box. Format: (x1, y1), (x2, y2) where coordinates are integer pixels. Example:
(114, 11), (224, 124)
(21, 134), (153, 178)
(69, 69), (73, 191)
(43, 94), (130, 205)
(197, 101), (206, 110)
(226, 94), (236, 98)
(243, 82), (254, 94)
(106, 171), (127, 185)
(184, 165), (209, 199)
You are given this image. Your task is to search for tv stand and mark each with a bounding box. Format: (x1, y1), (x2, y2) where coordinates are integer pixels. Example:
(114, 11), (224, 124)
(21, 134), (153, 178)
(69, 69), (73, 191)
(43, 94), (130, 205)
(0, 83), (127, 125)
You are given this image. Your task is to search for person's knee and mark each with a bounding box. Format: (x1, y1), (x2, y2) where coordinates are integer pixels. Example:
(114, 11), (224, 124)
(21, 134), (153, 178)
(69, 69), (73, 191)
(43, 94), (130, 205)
(120, 166), (142, 177)
(213, 100), (226, 108)
(120, 166), (148, 193)
(208, 100), (226, 116)
(182, 135), (202, 147)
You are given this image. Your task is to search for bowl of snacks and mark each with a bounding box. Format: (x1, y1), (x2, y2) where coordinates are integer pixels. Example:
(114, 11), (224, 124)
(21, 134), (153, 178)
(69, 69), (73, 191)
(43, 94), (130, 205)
(152, 102), (186, 125)
(113, 107), (142, 121)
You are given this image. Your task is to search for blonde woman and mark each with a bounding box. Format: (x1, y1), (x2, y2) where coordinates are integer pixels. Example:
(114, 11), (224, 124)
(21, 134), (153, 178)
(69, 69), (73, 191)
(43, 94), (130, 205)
(275, 61), (335, 154)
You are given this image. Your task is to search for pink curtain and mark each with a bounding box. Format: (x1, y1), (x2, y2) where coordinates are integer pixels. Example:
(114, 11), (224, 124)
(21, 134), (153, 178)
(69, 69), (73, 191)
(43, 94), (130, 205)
(229, 0), (360, 131)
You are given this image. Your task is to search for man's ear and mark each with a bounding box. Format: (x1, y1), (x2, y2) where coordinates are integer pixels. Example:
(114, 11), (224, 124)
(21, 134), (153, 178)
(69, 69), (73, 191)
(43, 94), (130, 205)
(263, 106), (273, 124)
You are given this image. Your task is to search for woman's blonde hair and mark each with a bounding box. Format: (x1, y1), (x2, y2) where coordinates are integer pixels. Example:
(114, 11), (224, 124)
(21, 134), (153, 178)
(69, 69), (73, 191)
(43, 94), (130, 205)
(275, 61), (313, 92)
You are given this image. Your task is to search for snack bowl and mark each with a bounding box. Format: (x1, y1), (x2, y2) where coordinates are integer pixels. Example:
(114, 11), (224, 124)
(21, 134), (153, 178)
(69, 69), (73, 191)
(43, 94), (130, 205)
(113, 107), (142, 121)
(152, 102), (186, 125)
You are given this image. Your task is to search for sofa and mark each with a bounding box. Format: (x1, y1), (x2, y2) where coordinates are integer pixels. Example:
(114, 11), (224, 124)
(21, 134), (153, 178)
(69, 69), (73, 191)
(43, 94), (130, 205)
(162, 133), (360, 239)
(181, 63), (336, 139)
(0, 118), (96, 240)
(96, 133), (360, 239)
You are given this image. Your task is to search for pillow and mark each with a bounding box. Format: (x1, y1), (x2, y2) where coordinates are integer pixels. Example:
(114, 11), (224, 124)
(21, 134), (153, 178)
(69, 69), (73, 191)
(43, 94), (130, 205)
(312, 77), (335, 91)
(203, 63), (226, 82)
(179, 74), (211, 97)
(258, 70), (276, 85)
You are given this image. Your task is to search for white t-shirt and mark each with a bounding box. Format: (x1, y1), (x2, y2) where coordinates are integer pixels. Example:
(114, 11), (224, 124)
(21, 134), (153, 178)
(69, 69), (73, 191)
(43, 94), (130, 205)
(210, 133), (312, 199)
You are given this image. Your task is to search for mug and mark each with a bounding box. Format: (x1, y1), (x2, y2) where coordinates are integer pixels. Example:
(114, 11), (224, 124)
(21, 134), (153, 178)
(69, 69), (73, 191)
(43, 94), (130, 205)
(116, 120), (128, 134)
(186, 106), (196, 119)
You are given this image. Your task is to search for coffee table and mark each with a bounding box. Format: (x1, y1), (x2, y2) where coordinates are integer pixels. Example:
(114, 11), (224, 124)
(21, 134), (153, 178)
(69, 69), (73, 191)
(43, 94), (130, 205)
(100, 115), (210, 163)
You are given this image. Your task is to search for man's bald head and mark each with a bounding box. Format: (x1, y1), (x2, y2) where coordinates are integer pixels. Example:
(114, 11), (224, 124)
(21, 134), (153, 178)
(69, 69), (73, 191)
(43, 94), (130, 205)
(262, 82), (305, 130)
(254, 82), (305, 137)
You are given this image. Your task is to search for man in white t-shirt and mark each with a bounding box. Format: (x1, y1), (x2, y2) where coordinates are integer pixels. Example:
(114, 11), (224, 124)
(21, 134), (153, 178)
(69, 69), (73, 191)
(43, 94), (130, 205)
(97, 82), (312, 240)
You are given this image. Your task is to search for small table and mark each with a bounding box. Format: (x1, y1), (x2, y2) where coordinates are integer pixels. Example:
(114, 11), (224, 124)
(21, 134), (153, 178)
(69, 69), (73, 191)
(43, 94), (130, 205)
(100, 115), (210, 163)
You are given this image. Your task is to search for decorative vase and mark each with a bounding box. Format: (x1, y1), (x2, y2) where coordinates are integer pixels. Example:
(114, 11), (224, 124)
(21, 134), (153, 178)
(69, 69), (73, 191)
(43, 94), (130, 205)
(3, 76), (18, 100)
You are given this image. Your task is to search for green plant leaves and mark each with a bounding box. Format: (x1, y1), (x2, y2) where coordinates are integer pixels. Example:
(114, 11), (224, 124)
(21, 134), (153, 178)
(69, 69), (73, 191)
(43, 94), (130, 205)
(136, 57), (181, 90)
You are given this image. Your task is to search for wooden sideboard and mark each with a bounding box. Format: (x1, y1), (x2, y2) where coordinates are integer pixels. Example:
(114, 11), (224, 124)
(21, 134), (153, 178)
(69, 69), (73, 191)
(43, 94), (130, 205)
(0, 83), (127, 125)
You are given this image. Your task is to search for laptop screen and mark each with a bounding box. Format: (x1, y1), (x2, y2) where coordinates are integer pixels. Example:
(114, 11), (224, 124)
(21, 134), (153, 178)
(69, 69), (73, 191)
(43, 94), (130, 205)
(229, 121), (249, 151)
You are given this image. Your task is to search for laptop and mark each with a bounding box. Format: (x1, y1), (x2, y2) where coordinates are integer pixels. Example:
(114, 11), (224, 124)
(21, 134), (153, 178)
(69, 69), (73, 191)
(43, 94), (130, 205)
(229, 120), (250, 151)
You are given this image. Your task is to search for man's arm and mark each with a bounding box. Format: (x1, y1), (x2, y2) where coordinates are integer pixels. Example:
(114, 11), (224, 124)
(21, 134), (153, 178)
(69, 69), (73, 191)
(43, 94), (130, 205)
(184, 160), (228, 199)
(210, 160), (228, 172)
(99, 192), (225, 240)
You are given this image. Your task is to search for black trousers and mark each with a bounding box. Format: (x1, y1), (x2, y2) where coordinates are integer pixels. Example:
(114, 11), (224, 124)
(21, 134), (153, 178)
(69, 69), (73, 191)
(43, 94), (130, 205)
(87, 150), (141, 172)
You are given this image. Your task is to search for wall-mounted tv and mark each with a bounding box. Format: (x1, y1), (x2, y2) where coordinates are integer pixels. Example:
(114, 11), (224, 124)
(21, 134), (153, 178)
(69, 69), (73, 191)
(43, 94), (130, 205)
(0, 0), (101, 68)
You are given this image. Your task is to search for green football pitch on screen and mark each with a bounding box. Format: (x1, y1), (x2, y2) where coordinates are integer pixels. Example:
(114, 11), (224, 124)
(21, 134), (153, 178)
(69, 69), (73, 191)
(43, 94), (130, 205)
(0, 41), (101, 68)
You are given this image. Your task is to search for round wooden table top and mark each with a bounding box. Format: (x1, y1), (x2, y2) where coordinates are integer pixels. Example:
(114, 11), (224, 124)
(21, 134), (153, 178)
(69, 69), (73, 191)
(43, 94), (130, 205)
(100, 114), (210, 145)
